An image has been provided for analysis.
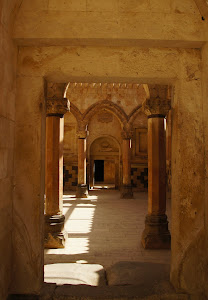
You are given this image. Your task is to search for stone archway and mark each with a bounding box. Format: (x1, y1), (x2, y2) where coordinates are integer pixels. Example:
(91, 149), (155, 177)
(89, 136), (121, 189)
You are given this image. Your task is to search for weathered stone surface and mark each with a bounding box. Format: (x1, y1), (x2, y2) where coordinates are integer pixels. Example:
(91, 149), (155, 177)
(142, 98), (171, 117)
(0, 1), (21, 299)
(142, 215), (171, 249)
(14, 1), (206, 47)
(46, 98), (70, 117)
(44, 263), (106, 286)
(76, 184), (88, 198)
(1, 1), (208, 299)
(44, 215), (67, 249)
(106, 261), (171, 287)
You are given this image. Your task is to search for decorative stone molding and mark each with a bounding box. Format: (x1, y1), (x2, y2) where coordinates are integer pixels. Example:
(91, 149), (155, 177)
(66, 82), (141, 90)
(83, 100), (128, 126)
(142, 98), (171, 117)
(70, 102), (82, 123)
(46, 98), (70, 117)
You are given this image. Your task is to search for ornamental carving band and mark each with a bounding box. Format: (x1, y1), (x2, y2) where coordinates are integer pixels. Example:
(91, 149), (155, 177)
(46, 98), (70, 116)
(142, 98), (171, 117)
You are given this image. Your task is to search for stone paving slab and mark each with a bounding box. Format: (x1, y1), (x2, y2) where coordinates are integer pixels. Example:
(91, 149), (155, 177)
(44, 263), (106, 286)
(41, 283), (189, 300)
(106, 262), (171, 287)
(45, 190), (171, 268)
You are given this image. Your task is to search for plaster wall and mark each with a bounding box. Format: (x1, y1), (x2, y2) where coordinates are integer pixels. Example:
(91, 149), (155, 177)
(0, 1), (21, 299)
(14, 45), (205, 295)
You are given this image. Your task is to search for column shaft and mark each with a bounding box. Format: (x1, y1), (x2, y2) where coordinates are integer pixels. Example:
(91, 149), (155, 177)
(78, 138), (86, 185)
(44, 97), (69, 249)
(76, 136), (88, 198)
(45, 116), (66, 248)
(148, 117), (166, 215)
(142, 116), (170, 249)
(45, 117), (63, 215)
(121, 138), (133, 198)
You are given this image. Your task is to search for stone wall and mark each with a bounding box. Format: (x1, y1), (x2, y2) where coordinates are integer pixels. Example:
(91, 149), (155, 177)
(15, 44), (206, 296)
(63, 85), (148, 191)
(0, 1), (22, 299)
(9, 0), (208, 297)
(14, 0), (206, 47)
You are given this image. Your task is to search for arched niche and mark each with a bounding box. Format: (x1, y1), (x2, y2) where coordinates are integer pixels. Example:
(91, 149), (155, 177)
(89, 136), (121, 189)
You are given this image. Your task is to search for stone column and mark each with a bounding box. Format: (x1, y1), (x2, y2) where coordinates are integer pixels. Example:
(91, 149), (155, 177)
(141, 98), (171, 249)
(121, 131), (133, 199)
(76, 128), (88, 198)
(44, 98), (70, 248)
(166, 110), (172, 196)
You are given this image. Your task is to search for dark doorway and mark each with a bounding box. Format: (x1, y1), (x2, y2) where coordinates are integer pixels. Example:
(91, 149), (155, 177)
(94, 160), (104, 182)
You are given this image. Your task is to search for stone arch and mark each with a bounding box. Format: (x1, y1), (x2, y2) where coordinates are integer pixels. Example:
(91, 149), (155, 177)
(128, 105), (143, 127)
(88, 134), (121, 156)
(69, 102), (82, 124)
(83, 100), (128, 128)
(89, 135), (121, 189)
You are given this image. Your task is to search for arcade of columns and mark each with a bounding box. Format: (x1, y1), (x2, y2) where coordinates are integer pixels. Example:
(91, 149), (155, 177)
(44, 83), (171, 250)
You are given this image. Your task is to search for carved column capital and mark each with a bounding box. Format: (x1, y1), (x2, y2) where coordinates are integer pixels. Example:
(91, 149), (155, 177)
(77, 130), (88, 139)
(77, 122), (88, 139)
(122, 123), (133, 140)
(46, 98), (70, 117)
(142, 98), (171, 118)
(121, 130), (133, 140)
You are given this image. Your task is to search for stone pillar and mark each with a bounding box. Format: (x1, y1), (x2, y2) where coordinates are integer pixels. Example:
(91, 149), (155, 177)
(166, 110), (172, 196)
(45, 98), (70, 248)
(141, 98), (171, 249)
(121, 131), (133, 199)
(76, 128), (88, 198)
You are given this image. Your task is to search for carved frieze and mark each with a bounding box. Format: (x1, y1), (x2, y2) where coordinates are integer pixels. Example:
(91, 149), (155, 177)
(46, 98), (70, 117)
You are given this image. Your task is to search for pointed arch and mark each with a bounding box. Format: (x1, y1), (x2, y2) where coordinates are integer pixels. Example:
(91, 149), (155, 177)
(69, 102), (82, 123)
(128, 104), (143, 126)
(83, 100), (128, 127)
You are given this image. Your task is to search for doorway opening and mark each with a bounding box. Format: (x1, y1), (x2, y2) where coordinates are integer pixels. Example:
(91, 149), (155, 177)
(89, 136), (120, 190)
(94, 160), (104, 182)
(44, 82), (172, 293)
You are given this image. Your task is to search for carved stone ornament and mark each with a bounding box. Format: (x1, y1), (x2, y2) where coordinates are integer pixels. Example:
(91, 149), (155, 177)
(77, 130), (88, 139)
(46, 98), (70, 117)
(121, 130), (133, 140)
(142, 98), (171, 117)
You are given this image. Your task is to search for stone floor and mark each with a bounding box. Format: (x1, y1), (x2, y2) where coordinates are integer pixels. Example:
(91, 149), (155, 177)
(44, 189), (171, 284)
(42, 190), (189, 299)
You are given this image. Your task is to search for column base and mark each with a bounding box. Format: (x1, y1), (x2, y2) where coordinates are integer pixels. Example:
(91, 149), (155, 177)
(76, 184), (88, 198)
(44, 214), (67, 249)
(121, 185), (133, 199)
(141, 214), (171, 249)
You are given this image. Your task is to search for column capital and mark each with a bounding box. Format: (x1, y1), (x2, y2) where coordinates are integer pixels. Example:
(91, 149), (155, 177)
(46, 98), (70, 117)
(142, 98), (171, 118)
(77, 130), (88, 139)
(121, 130), (133, 140)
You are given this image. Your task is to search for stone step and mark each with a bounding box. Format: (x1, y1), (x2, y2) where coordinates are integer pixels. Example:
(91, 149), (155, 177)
(42, 262), (189, 300)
